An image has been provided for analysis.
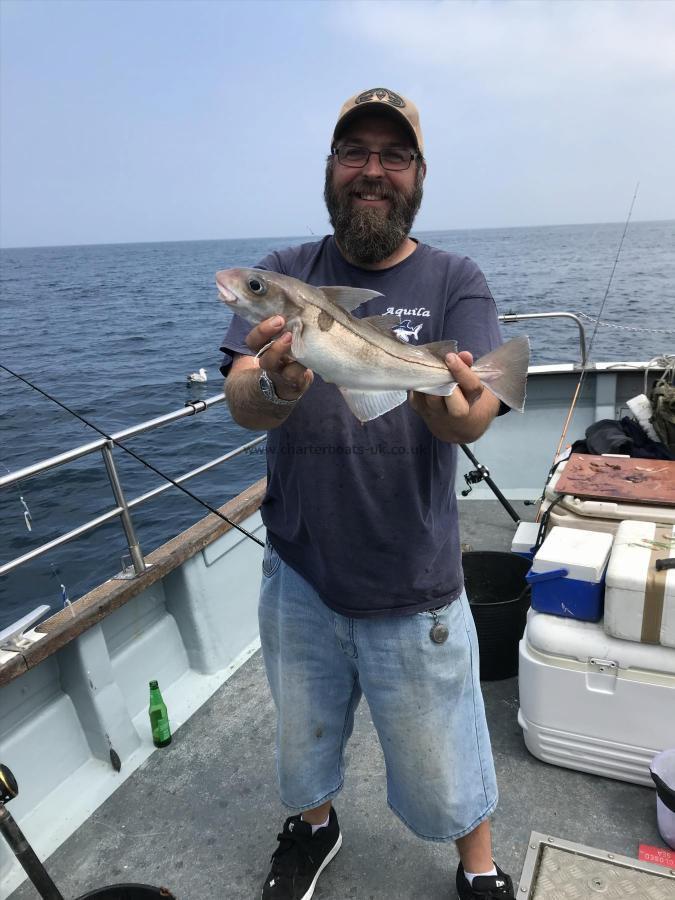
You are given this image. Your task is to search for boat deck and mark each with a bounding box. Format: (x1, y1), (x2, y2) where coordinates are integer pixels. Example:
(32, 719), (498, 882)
(8, 501), (663, 899)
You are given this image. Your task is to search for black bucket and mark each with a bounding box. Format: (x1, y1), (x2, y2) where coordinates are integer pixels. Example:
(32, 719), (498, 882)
(76, 887), (175, 899)
(463, 551), (531, 681)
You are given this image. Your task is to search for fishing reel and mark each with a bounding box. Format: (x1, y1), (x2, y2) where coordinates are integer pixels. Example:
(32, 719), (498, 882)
(461, 462), (490, 497)
(0, 764), (18, 804)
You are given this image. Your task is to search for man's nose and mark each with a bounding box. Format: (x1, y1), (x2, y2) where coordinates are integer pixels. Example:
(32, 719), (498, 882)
(362, 151), (386, 177)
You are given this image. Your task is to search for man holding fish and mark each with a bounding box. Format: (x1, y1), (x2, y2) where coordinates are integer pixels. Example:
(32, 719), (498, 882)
(219, 88), (522, 900)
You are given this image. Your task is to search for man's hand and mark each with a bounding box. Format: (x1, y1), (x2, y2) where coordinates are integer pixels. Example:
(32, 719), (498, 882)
(224, 316), (314, 431)
(409, 350), (499, 443)
(245, 316), (314, 401)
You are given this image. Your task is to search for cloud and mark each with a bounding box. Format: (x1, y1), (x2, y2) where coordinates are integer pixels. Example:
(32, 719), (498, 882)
(332, 0), (675, 96)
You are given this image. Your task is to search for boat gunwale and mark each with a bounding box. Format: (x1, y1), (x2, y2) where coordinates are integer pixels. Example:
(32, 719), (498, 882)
(0, 478), (266, 687)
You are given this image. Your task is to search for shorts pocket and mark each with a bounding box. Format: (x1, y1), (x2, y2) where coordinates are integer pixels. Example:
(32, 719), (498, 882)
(262, 538), (281, 578)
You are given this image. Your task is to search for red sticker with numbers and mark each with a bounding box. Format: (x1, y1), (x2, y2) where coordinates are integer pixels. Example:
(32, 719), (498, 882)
(639, 844), (675, 867)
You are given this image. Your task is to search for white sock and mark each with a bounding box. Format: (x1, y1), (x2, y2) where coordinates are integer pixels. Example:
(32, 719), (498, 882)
(464, 866), (498, 885)
(302, 813), (330, 835)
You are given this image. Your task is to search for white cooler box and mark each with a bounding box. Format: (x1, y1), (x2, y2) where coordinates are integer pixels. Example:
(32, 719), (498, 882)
(518, 609), (675, 786)
(542, 462), (675, 536)
(605, 520), (675, 648)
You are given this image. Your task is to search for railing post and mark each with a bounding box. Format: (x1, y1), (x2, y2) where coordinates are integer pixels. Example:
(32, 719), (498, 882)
(498, 312), (587, 368)
(101, 441), (146, 575)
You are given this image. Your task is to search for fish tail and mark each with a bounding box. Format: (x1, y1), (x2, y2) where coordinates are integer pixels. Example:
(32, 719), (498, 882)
(473, 336), (530, 412)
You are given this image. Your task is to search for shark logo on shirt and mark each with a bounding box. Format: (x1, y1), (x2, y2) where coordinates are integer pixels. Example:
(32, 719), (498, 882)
(392, 320), (423, 343)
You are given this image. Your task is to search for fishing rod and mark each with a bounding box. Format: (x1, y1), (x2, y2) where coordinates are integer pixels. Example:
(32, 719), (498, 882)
(553, 183), (640, 463)
(537, 183), (640, 523)
(0, 363), (265, 548)
(459, 443), (521, 523)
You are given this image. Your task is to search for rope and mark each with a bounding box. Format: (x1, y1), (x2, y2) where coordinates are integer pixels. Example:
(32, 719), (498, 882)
(644, 355), (675, 394)
(576, 311), (675, 335)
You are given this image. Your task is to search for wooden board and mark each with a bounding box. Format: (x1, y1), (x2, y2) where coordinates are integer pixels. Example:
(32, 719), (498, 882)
(555, 453), (675, 506)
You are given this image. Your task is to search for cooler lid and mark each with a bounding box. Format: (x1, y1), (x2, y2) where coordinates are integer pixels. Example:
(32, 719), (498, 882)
(607, 520), (675, 596)
(532, 526), (613, 582)
(525, 609), (675, 675)
(511, 521), (540, 554)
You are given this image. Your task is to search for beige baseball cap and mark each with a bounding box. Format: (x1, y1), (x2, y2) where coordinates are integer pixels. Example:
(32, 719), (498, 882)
(332, 87), (424, 155)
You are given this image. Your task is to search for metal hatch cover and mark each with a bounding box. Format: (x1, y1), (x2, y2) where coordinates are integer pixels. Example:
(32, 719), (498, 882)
(518, 832), (675, 899)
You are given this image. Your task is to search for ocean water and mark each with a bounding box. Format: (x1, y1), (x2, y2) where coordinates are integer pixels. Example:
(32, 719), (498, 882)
(1, 221), (674, 628)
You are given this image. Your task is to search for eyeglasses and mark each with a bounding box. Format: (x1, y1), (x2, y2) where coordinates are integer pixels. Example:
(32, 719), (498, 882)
(332, 145), (419, 172)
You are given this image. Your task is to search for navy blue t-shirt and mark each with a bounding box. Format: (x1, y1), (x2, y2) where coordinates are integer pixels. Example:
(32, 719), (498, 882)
(220, 236), (503, 618)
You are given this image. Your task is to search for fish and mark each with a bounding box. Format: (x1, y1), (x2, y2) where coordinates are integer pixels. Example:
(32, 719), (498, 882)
(216, 267), (530, 422)
(392, 320), (423, 343)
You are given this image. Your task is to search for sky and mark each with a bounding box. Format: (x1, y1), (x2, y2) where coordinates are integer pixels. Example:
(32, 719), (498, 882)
(1, 0), (674, 248)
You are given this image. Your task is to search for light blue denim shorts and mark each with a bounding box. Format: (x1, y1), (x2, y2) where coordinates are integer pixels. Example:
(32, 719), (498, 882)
(258, 541), (498, 842)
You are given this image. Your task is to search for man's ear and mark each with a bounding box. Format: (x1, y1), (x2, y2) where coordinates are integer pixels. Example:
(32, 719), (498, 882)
(421, 159), (428, 179)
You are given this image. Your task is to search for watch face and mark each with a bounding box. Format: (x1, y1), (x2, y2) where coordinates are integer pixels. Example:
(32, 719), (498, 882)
(259, 371), (275, 401)
(259, 370), (295, 405)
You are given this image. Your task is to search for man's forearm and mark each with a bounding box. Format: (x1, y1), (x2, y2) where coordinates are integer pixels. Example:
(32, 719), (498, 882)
(224, 369), (296, 430)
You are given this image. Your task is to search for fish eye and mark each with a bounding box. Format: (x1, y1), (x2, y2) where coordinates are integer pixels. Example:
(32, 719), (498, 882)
(248, 276), (267, 295)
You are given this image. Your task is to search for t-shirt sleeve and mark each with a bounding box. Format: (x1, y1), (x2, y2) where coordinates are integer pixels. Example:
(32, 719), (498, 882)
(218, 252), (284, 377)
(443, 257), (510, 415)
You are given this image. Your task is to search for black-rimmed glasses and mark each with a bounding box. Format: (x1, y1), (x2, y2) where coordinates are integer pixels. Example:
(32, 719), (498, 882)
(332, 145), (419, 172)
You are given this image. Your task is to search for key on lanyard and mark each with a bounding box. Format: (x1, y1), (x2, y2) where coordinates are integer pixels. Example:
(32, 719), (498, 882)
(429, 609), (449, 644)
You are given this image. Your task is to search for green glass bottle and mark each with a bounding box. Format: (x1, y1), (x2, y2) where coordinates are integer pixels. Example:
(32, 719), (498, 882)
(148, 679), (172, 748)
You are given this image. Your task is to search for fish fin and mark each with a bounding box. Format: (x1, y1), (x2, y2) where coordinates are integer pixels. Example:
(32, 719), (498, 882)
(290, 322), (306, 358)
(473, 336), (530, 412)
(338, 388), (407, 422)
(415, 383), (458, 397)
(419, 339), (458, 361)
(361, 313), (401, 334)
(320, 286), (384, 311)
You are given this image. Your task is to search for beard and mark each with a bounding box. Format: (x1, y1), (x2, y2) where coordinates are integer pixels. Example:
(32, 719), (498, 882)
(324, 161), (424, 266)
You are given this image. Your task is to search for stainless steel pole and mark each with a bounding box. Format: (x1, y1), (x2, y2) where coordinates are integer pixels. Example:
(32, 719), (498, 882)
(498, 312), (587, 367)
(101, 441), (146, 575)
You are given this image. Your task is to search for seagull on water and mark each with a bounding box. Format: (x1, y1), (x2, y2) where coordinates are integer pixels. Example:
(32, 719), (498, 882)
(187, 367), (208, 384)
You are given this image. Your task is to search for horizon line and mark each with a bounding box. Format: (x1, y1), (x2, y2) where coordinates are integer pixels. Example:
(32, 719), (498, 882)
(0, 216), (672, 252)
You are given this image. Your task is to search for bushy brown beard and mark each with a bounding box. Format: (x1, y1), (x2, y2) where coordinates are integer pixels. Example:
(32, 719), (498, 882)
(324, 159), (424, 266)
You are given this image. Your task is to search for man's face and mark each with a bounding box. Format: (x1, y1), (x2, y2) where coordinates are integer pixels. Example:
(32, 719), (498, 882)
(324, 113), (425, 266)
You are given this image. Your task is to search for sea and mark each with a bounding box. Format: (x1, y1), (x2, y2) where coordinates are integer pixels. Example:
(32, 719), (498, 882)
(1, 220), (674, 629)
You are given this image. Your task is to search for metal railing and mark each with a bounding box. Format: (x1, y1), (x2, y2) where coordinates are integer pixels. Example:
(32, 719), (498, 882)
(0, 394), (266, 578)
(0, 310), (588, 582)
(499, 312), (587, 367)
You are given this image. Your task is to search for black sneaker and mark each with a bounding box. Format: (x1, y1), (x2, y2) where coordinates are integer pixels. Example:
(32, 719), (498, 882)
(456, 862), (514, 899)
(261, 808), (342, 900)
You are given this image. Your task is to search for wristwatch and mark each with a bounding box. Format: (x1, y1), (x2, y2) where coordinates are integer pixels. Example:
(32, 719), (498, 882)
(259, 370), (297, 405)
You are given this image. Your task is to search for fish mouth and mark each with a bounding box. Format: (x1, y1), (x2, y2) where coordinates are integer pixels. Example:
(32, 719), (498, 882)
(217, 284), (239, 305)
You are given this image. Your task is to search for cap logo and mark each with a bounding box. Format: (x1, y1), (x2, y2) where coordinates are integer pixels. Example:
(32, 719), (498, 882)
(355, 88), (405, 109)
